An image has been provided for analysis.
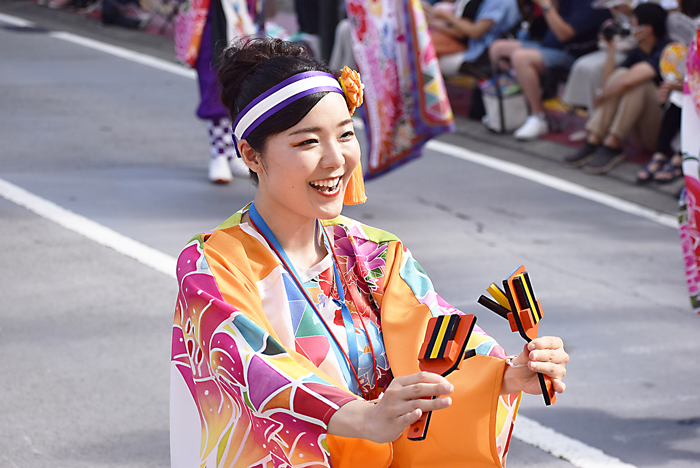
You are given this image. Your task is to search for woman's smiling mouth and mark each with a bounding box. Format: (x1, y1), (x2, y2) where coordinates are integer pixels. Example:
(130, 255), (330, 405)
(309, 177), (342, 195)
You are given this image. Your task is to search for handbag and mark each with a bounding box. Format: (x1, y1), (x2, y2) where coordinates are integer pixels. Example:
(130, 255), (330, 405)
(479, 74), (529, 133)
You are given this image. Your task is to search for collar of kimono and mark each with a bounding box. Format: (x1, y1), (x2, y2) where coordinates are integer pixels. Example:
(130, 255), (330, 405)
(247, 202), (378, 399)
(232, 71), (343, 156)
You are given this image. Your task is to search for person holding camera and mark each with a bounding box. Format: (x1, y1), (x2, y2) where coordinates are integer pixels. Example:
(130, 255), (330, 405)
(561, 2), (637, 114)
(563, 3), (671, 174)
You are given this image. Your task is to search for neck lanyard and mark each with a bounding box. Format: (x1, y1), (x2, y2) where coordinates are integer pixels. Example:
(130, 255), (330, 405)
(248, 203), (376, 399)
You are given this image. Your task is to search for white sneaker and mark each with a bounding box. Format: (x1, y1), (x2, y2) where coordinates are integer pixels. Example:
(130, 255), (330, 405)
(209, 156), (232, 184)
(229, 157), (251, 179)
(513, 113), (548, 140)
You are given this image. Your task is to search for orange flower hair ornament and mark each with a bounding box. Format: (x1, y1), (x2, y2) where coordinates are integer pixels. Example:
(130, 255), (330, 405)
(338, 66), (367, 205)
(339, 66), (365, 116)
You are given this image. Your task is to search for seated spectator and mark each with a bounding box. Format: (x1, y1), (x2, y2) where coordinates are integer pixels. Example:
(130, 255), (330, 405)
(636, 79), (683, 182)
(636, 0), (700, 182)
(489, 0), (610, 140)
(421, 0), (522, 77)
(563, 3), (670, 174)
(562, 2), (637, 114)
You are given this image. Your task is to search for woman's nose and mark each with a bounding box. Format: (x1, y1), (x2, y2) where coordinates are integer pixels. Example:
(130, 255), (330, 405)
(320, 140), (345, 168)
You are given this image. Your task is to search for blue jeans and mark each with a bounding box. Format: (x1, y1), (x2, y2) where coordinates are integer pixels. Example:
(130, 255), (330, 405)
(518, 40), (576, 69)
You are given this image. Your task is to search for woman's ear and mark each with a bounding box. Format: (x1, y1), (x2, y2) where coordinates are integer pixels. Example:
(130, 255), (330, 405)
(239, 140), (262, 174)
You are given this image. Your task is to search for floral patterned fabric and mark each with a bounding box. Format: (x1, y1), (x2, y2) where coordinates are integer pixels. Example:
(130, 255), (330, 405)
(680, 26), (700, 313)
(174, 0), (255, 67)
(174, 0), (211, 67)
(171, 206), (520, 467)
(344, 0), (454, 179)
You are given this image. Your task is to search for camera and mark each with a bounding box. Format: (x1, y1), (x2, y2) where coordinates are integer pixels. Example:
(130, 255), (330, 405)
(601, 20), (631, 41)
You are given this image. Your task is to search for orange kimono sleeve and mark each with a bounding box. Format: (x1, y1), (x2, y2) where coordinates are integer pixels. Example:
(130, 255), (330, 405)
(380, 241), (518, 468)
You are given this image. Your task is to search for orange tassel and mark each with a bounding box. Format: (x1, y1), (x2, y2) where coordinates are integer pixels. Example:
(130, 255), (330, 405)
(344, 161), (367, 205)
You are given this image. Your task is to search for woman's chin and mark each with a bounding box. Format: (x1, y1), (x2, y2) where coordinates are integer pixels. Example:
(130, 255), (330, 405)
(313, 197), (345, 220)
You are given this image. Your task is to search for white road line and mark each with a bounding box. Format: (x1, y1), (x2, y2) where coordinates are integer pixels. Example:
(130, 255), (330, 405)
(426, 140), (677, 229)
(49, 31), (197, 79)
(0, 14), (643, 468)
(514, 418), (637, 468)
(0, 12), (35, 27)
(0, 178), (175, 278)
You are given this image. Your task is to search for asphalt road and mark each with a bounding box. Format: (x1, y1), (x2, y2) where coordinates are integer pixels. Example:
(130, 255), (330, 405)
(1, 6), (699, 468)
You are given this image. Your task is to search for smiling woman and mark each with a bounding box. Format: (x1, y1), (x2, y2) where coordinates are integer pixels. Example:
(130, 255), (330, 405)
(238, 93), (359, 240)
(170, 37), (569, 468)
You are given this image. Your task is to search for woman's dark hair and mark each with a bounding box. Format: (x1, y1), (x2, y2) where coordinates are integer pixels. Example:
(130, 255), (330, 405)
(217, 38), (335, 184)
(633, 3), (668, 39)
(681, 0), (700, 19)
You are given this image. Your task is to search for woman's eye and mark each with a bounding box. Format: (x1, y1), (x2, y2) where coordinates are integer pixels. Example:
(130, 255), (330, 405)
(295, 139), (318, 147)
(341, 131), (355, 139)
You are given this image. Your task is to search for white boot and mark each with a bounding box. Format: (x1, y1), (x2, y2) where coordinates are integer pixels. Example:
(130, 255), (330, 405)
(209, 156), (232, 184)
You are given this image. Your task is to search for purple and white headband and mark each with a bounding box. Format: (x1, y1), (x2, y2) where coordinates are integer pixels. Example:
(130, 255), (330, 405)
(232, 71), (343, 156)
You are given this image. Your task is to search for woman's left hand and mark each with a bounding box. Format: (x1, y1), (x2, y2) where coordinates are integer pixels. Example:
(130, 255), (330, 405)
(501, 336), (569, 396)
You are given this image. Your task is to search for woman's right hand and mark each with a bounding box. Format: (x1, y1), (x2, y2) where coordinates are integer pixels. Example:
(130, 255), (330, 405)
(327, 372), (454, 444)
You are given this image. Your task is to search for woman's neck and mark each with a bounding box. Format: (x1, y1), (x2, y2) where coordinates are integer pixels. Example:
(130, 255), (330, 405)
(248, 199), (327, 270)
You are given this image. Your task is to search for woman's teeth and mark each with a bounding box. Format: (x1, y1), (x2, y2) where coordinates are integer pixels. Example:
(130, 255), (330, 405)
(310, 177), (340, 193)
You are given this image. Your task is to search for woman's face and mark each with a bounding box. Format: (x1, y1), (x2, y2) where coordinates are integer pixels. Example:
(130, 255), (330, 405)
(630, 16), (650, 43)
(251, 92), (361, 224)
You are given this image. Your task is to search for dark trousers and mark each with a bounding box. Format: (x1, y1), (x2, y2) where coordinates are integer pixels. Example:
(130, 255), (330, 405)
(656, 103), (682, 156)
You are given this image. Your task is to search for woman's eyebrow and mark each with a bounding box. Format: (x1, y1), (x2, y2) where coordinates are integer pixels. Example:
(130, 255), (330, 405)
(288, 120), (354, 136)
(288, 126), (320, 136)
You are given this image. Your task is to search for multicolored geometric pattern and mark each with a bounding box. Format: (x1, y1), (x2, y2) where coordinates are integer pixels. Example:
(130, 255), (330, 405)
(344, 0), (454, 178)
(171, 206), (519, 466)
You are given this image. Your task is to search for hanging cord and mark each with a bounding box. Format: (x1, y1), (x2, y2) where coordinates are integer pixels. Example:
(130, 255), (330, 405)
(321, 225), (379, 396)
(247, 207), (377, 400)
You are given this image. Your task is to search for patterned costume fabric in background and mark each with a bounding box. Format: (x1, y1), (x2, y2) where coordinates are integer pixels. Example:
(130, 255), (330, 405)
(175, 0), (256, 124)
(174, 0), (211, 67)
(171, 206), (520, 467)
(175, 0), (255, 67)
(208, 117), (237, 159)
(679, 27), (700, 313)
(345, 0), (455, 179)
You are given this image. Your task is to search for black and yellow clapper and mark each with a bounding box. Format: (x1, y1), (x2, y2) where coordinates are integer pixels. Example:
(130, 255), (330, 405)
(408, 313), (477, 441)
(477, 265), (556, 406)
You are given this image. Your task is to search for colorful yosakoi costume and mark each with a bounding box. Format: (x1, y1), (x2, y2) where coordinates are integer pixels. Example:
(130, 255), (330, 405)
(680, 26), (700, 312)
(171, 205), (521, 468)
(174, 0), (255, 175)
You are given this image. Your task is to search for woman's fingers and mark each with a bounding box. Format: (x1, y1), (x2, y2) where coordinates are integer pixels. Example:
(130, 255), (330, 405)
(358, 372), (455, 443)
(393, 372), (454, 396)
(528, 347), (569, 365)
(529, 360), (566, 379)
(501, 336), (569, 396)
(397, 408), (423, 428)
(528, 336), (564, 352)
(551, 378), (567, 394)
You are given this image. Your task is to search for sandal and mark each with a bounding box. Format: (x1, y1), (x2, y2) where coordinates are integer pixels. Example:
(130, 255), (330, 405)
(653, 154), (683, 184)
(636, 153), (668, 184)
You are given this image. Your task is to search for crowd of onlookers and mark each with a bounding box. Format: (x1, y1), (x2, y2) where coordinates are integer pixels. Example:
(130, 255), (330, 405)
(424, 0), (700, 181)
(328, 0), (700, 182)
(34, 0), (700, 183)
